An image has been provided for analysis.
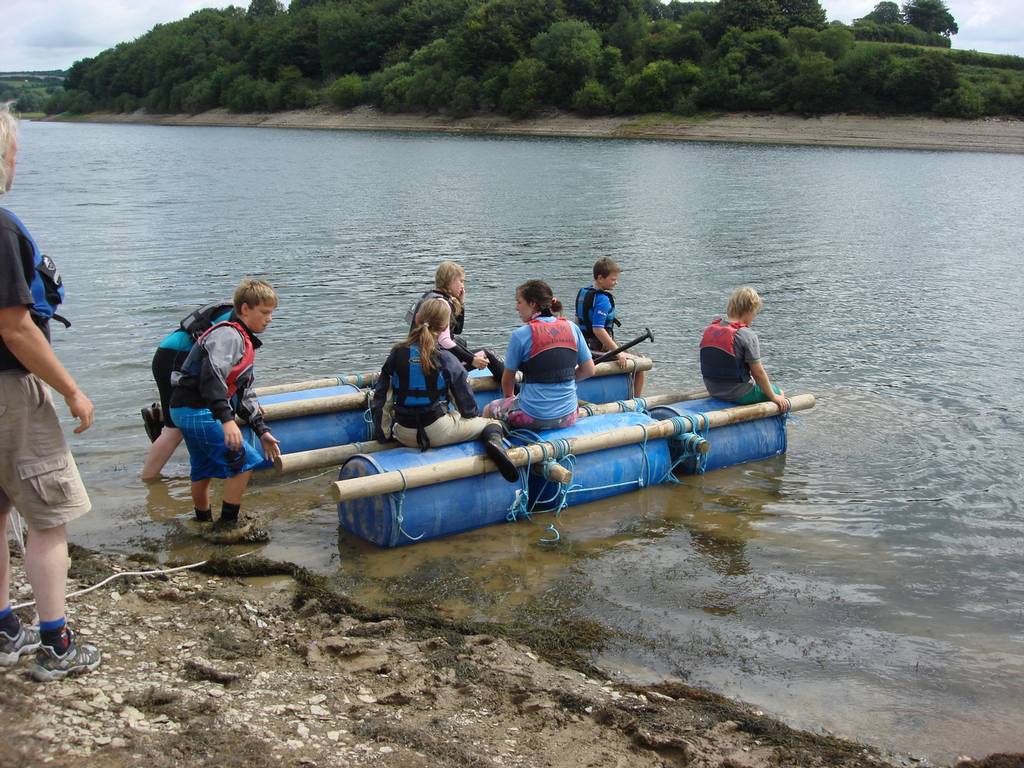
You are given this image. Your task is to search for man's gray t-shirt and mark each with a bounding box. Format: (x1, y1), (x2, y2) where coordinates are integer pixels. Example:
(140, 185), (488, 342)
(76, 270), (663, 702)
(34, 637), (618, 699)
(0, 209), (38, 371)
(703, 323), (761, 401)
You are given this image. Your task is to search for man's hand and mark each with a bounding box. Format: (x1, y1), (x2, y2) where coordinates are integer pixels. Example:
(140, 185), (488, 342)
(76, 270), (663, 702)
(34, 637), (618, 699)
(260, 432), (281, 461)
(223, 420), (243, 450)
(65, 390), (94, 433)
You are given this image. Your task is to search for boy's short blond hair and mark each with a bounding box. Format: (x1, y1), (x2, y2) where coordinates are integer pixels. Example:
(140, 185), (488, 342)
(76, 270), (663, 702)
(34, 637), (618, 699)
(727, 287), (763, 318)
(234, 278), (278, 312)
(593, 257), (620, 279)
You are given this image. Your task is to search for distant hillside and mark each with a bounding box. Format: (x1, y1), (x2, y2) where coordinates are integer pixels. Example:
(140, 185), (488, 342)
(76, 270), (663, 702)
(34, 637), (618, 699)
(2, 70), (66, 112)
(44, 0), (1024, 120)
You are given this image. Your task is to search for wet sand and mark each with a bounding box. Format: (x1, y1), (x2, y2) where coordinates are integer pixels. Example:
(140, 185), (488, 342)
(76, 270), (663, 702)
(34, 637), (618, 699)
(44, 106), (1024, 154)
(1, 546), (931, 768)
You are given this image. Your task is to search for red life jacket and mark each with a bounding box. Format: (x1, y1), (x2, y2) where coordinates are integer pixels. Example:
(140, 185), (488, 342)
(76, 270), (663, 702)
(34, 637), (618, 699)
(197, 321), (255, 399)
(699, 317), (750, 383)
(520, 316), (578, 384)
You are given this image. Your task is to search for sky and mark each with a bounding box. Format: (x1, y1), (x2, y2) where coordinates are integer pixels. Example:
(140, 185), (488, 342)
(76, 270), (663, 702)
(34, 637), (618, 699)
(2, 0), (1022, 73)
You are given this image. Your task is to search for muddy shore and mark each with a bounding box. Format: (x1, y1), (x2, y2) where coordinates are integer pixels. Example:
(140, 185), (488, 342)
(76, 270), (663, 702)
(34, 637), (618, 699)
(3, 546), (1020, 768)
(42, 106), (1024, 154)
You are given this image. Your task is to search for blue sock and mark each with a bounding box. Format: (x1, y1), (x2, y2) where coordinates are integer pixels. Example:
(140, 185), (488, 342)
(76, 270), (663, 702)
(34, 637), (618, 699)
(40, 617), (69, 652)
(0, 605), (19, 637)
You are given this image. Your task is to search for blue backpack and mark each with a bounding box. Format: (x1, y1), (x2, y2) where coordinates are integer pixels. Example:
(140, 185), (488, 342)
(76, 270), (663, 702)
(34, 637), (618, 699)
(1, 207), (69, 328)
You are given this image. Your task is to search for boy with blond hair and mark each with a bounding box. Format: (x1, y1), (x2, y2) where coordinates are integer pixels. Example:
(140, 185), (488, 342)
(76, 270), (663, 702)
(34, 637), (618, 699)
(574, 256), (645, 395)
(169, 278), (281, 539)
(699, 287), (789, 413)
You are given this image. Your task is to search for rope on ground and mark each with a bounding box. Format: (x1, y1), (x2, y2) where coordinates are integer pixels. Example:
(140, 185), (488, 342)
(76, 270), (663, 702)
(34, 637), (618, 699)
(282, 467), (335, 485)
(11, 552), (257, 611)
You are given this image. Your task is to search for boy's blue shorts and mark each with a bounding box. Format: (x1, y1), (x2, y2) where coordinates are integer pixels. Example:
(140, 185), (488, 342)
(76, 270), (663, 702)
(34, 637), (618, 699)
(169, 406), (266, 481)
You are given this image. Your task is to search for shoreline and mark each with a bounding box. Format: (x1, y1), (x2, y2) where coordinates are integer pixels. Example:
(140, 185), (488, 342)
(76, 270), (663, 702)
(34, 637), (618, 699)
(41, 106), (1024, 154)
(1, 546), (978, 768)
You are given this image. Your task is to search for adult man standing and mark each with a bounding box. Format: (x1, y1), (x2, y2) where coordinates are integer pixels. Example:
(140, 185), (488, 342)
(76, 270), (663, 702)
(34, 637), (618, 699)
(0, 104), (101, 680)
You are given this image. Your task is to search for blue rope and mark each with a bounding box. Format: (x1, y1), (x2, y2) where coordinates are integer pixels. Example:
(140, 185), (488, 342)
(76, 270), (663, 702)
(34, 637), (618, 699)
(390, 470), (425, 543)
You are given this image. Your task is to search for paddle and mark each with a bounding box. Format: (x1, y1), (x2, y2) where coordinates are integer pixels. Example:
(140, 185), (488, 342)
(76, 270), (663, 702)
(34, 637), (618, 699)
(593, 328), (654, 364)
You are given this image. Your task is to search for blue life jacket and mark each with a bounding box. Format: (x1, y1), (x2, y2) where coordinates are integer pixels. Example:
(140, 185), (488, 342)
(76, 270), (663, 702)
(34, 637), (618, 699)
(390, 344), (449, 450)
(1, 207), (69, 328)
(391, 345), (447, 412)
(699, 318), (750, 383)
(574, 286), (618, 347)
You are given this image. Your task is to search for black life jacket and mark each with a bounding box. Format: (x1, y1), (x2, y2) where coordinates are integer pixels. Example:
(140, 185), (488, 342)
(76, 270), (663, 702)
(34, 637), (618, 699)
(699, 317), (750, 383)
(519, 316), (578, 384)
(180, 301), (235, 340)
(1, 207), (70, 328)
(575, 286), (619, 347)
(406, 289), (464, 337)
(390, 344), (448, 450)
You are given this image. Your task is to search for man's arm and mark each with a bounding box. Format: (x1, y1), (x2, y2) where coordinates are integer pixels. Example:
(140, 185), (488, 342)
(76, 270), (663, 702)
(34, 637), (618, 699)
(0, 304), (93, 432)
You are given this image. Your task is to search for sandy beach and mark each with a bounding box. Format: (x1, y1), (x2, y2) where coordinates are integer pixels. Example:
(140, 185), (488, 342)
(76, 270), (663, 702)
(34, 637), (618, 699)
(45, 106), (1024, 154)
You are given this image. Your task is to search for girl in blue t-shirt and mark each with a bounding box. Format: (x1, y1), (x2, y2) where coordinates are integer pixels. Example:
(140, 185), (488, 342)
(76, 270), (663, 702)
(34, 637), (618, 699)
(484, 280), (595, 430)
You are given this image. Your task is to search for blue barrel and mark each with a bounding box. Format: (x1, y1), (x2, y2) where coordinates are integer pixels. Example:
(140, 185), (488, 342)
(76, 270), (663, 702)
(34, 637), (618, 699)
(521, 412), (672, 512)
(243, 384), (367, 470)
(649, 397), (787, 473)
(337, 442), (519, 547)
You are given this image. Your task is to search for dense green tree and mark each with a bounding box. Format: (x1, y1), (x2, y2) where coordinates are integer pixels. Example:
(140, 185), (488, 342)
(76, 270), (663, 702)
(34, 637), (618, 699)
(712, 0), (783, 34)
(248, 0), (282, 18)
(901, 0), (957, 37)
(572, 78), (613, 112)
(500, 57), (550, 115)
(778, 0), (826, 31)
(532, 20), (603, 102)
(787, 50), (839, 110)
(325, 74), (367, 108)
(859, 1), (902, 25)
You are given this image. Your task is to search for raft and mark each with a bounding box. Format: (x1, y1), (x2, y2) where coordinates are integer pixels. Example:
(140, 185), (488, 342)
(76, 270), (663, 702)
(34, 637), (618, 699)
(333, 394), (814, 548)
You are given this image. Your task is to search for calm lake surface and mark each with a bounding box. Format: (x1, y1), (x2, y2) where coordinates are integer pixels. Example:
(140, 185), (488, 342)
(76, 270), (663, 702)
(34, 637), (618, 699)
(8, 120), (1023, 762)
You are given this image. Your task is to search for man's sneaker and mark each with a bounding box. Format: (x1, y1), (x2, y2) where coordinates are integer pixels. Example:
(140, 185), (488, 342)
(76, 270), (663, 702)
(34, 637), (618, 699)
(141, 403), (163, 443)
(0, 624), (41, 666)
(31, 629), (101, 682)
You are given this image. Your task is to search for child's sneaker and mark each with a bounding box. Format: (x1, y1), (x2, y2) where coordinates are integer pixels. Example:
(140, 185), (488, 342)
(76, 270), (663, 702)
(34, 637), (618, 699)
(31, 629), (101, 682)
(0, 624), (41, 666)
(141, 403), (163, 443)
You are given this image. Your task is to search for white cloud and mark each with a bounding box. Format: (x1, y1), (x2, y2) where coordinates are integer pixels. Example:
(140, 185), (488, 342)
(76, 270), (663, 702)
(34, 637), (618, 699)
(1, 0), (1021, 72)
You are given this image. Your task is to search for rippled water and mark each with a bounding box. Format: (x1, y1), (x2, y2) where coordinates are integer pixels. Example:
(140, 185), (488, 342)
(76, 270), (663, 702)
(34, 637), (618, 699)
(8, 121), (1023, 761)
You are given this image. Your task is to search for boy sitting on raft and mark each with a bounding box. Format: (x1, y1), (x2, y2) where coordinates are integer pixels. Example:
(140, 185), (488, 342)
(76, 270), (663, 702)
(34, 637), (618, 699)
(699, 286), (789, 413)
(575, 257), (645, 395)
(169, 278), (282, 539)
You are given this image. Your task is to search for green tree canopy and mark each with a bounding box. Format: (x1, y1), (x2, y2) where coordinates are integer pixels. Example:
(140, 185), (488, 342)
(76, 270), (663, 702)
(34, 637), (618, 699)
(859, 1), (903, 25)
(902, 0), (958, 37)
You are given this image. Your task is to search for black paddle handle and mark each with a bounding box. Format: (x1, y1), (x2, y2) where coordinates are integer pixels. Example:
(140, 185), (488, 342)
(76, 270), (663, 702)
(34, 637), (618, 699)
(593, 328), (654, 365)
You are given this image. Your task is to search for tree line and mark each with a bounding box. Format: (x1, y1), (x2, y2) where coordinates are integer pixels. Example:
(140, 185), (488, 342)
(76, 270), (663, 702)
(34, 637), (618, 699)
(42, 0), (1024, 120)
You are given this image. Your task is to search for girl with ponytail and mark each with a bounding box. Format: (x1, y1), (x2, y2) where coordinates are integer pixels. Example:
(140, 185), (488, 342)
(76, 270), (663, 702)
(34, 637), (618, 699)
(483, 280), (596, 430)
(371, 299), (518, 481)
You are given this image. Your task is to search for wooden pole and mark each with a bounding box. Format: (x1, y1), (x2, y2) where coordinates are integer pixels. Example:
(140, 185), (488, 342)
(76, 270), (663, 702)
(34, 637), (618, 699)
(330, 394), (814, 502)
(257, 358), (656, 423)
(274, 388), (706, 474)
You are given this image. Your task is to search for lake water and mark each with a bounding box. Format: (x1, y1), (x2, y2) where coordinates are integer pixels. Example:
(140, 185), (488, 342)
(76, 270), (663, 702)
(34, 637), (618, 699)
(7, 120), (1023, 762)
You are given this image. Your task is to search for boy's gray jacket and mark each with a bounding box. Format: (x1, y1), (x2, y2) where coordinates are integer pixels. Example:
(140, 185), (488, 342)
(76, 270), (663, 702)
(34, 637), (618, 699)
(170, 320), (269, 436)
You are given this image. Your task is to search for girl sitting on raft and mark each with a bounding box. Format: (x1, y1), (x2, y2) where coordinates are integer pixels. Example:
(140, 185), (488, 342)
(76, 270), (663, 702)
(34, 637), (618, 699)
(372, 298), (518, 482)
(407, 261), (505, 381)
(484, 280), (596, 431)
